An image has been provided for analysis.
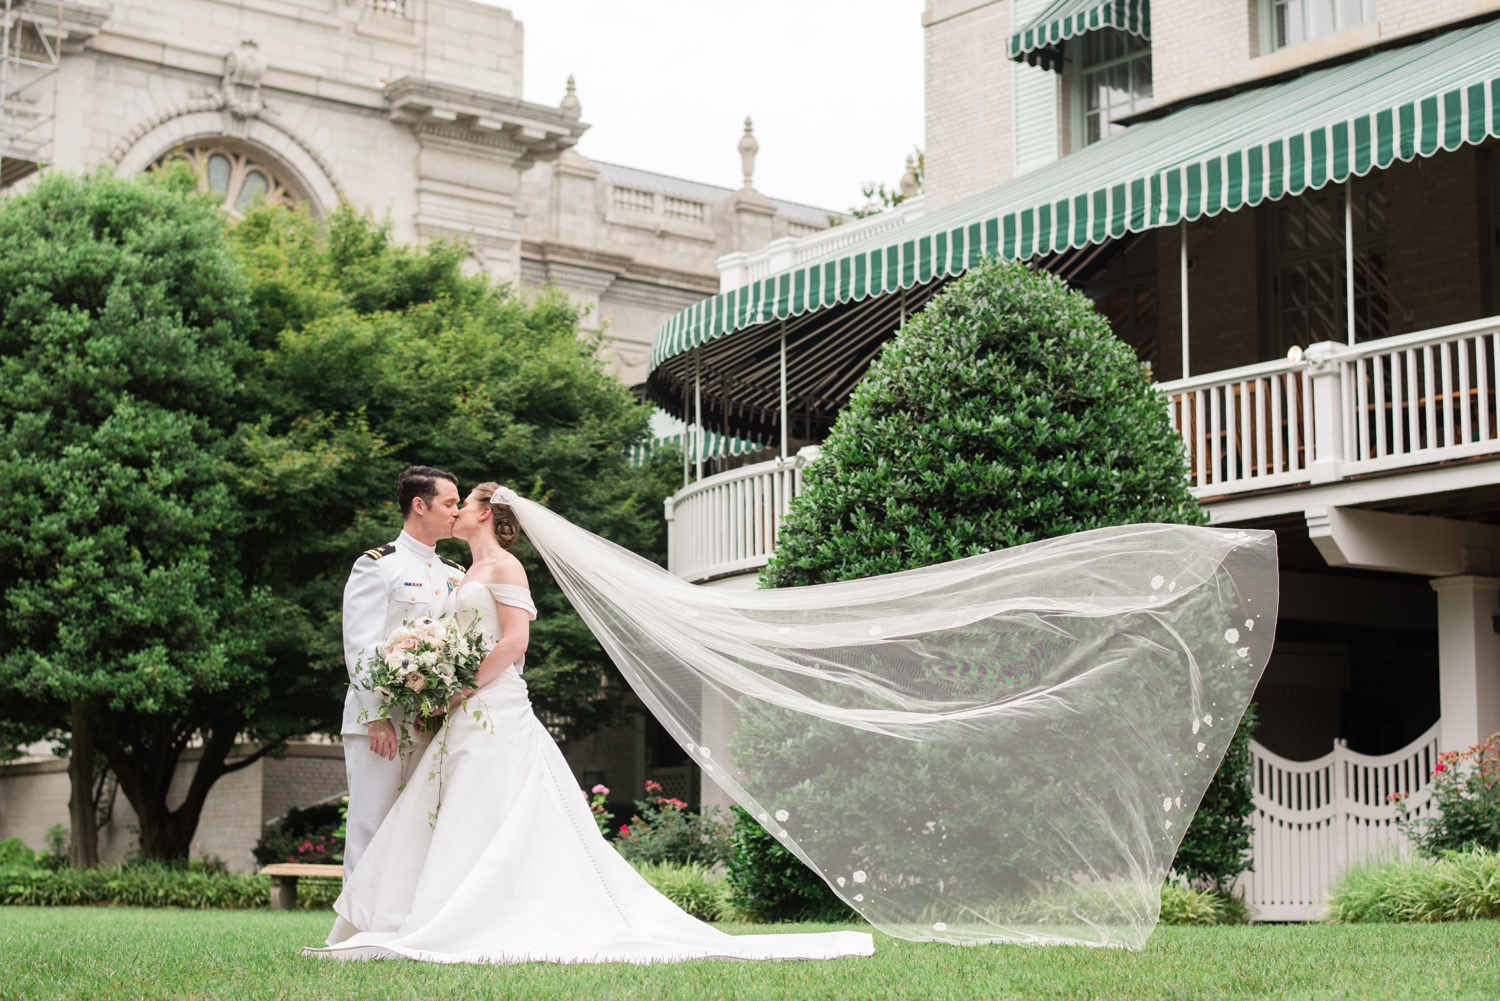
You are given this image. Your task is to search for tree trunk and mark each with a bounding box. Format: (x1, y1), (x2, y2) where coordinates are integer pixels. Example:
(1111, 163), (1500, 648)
(65, 698), (100, 869)
(102, 724), (274, 862)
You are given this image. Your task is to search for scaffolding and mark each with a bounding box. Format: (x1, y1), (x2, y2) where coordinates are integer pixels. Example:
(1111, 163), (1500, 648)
(0, 1), (60, 189)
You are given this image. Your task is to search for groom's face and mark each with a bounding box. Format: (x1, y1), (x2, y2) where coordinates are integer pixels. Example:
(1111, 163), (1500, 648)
(414, 480), (462, 539)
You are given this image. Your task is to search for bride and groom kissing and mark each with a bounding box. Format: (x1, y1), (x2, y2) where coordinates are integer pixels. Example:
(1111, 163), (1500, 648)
(308, 465), (873, 964)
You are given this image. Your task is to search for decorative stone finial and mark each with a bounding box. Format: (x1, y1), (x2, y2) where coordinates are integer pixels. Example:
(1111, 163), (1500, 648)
(224, 40), (267, 91)
(560, 75), (581, 119)
(738, 116), (758, 189)
(899, 153), (919, 199)
(221, 40), (269, 131)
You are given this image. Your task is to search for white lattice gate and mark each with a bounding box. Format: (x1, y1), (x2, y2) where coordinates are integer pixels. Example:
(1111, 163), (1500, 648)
(1239, 722), (1441, 921)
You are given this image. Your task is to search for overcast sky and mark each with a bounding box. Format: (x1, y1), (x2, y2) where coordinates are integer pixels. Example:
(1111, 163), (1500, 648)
(494, 0), (926, 212)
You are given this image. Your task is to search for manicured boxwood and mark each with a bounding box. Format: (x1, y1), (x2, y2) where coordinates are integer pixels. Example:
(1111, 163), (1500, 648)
(724, 806), (854, 923)
(764, 257), (1202, 589)
(742, 258), (1252, 906)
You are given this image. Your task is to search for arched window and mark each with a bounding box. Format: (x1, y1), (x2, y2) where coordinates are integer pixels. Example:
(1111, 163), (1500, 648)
(150, 144), (303, 214)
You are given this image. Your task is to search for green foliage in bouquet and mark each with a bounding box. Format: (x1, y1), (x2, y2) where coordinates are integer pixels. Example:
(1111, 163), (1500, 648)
(1392, 733), (1500, 856)
(725, 806), (854, 923)
(614, 781), (730, 868)
(356, 615), (490, 755)
(252, 803), (344, 868)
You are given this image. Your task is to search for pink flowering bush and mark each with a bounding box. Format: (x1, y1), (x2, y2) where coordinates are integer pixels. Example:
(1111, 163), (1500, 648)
(1391, 733), (1500, 856)
(614, 780), (730, 867)
(585, 784), (614, 836)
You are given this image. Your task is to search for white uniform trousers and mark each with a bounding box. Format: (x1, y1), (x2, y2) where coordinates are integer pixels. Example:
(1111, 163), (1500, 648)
(342, 735), (404, 878)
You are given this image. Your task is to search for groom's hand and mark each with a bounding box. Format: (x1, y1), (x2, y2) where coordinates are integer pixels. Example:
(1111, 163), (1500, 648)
(367, 720), (398, 760)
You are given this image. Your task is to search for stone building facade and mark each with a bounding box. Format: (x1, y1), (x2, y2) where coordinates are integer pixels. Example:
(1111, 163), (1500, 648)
(11, 0), (830, 388)
(520, 135), (835, 386)
(0, 0), (833, 865)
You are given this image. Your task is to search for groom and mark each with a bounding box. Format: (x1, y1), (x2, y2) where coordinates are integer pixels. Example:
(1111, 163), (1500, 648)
(340, 465), (466, 876)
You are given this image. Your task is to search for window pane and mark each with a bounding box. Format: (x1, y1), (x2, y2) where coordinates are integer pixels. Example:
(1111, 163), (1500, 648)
(1286, 0), (1307, 47)
(236, 170), (268, 210)
(207, 154), (231, 195)
(1308, 0), (1334, 40)
(1133, 56), (1153, 104)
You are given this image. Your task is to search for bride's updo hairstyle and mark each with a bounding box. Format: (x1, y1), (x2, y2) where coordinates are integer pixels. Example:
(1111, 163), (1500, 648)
(471, 482), (520, 550)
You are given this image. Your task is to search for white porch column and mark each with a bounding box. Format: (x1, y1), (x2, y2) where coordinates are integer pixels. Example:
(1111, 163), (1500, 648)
(1430, 575), (1500, 752)
(1304, 340), (1345, 483)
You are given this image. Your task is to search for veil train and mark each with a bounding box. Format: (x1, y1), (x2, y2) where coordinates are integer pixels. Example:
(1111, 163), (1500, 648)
(503, 490), (1277, 949)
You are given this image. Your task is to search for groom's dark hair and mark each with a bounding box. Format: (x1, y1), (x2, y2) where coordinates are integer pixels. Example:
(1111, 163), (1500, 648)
(397, 465), (459, 517)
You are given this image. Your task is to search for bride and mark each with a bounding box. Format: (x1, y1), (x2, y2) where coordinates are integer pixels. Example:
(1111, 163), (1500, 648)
(307, 482), (874, 964)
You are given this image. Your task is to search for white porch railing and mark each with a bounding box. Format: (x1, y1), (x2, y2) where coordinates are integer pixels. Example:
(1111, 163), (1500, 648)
(664, 448), (818, 584)
(1240, 722), (1441, 921)
(1159, 315), (1500, 497)
(716, 198), (927, 292)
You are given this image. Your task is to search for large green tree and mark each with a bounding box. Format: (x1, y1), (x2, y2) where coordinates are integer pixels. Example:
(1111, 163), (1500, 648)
(0, 174), (675, 866)
(229, 203), (679, 743)
(0, 168), (293, 865)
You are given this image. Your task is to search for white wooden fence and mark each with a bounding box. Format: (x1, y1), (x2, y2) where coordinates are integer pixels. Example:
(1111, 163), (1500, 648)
(663, 448), (818, 584)
(1160, 315), (1500, 497)
(1241, 722), (1441, 921)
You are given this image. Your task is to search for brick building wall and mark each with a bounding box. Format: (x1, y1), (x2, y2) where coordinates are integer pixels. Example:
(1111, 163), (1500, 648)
(1153, 1), (1500, 109)
(923, 0), (1016, 209)
(0, 742), (349, 871)
(1383, 149), (1488, 334)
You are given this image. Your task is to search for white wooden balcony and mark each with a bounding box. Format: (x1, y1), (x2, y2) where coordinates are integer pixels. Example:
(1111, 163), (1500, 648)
(1160, 315), (1500, 500)
(664, 448), (817, 585)
(664, 316), (1500, 582)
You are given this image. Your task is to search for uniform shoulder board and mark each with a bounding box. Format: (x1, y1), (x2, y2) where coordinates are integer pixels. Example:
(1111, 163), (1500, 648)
(362, 543), (397, 561)
(439, 556), (467, 572)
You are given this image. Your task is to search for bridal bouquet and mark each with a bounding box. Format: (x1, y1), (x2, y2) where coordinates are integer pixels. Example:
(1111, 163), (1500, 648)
(356, 615), (489, 755)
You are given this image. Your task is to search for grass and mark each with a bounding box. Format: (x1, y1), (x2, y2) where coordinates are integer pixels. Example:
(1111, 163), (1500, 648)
(3, 908), (1499, 1000)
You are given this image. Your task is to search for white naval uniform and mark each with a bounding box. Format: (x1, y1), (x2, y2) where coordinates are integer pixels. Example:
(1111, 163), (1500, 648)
(340, 530), (465, 877)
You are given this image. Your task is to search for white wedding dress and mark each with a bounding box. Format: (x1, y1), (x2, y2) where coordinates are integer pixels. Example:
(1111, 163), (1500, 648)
(306, 581), (874, 964)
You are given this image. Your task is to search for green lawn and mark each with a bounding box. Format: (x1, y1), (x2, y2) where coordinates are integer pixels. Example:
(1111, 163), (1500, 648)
(2, 908), (1498, 1000)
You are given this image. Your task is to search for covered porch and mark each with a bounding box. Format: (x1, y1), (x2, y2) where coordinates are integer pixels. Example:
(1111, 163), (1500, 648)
(645, 18), (1500, 918)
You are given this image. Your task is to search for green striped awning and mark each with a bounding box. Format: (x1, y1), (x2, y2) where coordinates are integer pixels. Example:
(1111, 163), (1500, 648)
(648, 19), (1500, 375)
(627, 409), (766, 466)
(1010, 0), (1150, 70)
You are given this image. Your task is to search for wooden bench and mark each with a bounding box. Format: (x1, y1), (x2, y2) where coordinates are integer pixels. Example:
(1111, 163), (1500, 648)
(258, 863), (344, 910)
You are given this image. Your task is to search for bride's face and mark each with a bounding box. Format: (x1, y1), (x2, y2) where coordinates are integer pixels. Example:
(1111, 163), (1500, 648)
(453, 491), (490, 542)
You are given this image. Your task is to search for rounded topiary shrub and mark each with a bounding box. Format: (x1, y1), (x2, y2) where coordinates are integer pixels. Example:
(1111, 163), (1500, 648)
(764, 257), (1203, 589)
(748, 258), (1252, 904)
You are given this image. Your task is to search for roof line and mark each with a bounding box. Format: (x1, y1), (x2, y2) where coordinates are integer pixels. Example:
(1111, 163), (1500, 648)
(585, 157), (839, 217)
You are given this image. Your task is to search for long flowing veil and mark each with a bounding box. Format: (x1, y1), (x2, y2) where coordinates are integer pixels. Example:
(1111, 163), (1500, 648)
(503, 491), (1277, 949)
